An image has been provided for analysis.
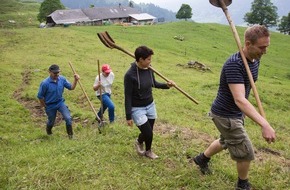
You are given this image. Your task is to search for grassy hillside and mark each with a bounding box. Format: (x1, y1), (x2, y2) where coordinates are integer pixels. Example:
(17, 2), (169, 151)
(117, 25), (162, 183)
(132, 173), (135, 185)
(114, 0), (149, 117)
(1, 3), (290, 189)
(0, 0), (40, 28)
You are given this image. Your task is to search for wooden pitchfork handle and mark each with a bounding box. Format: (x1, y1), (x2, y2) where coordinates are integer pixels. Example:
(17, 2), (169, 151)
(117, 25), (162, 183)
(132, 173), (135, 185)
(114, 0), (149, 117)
(217, 0), (266, 118)
(118, 49), (198, 104)
(68, 61), (102, 122)
(98, 32), (199, 104)
(97, 60), (104, 120)
(148, 66), (199, 104)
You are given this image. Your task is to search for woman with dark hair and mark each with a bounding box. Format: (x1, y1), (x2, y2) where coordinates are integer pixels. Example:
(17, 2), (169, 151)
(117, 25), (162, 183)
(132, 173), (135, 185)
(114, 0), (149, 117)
(124, 46), (175, 159)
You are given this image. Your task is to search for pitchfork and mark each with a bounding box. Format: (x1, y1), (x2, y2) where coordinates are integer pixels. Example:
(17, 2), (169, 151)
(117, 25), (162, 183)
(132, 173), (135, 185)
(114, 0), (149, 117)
(69, 62), (108, 133)
(97, 31), (199, 105)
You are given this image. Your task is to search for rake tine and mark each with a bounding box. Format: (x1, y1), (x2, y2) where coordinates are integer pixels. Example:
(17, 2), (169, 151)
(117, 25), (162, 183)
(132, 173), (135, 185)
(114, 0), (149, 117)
(97, 33), (112, 49)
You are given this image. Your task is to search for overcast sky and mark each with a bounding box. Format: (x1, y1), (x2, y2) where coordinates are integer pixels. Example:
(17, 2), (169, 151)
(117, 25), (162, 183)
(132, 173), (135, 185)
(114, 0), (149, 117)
(133, 0), (290, 25)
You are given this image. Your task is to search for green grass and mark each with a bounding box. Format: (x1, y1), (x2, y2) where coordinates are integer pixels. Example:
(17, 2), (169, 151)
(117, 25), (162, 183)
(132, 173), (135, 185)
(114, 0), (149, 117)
(1, 1), (290, 190)
(0, 0), (40, 28)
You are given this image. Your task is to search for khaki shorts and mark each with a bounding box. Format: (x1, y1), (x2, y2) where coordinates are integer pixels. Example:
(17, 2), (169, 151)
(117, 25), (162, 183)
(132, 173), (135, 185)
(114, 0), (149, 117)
(209, 112), (255, 161)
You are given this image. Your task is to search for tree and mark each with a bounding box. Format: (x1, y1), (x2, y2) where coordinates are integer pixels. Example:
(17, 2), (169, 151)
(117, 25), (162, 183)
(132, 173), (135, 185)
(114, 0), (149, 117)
(37, 0), (65, 23)
(176, 4), (192, 21)
(129, 1), (134, 8)
(244, 0), (278, 28)
(277, 12), (290, 35)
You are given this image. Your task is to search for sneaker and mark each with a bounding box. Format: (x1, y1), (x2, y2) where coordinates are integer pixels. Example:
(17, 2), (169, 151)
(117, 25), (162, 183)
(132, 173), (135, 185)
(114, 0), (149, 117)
(68, 135), (73, 139)
(145, 150), (159, 159)
(135, 139), (145, 155)
(236, 182), (251, 190)
(192, 153), (211, 175)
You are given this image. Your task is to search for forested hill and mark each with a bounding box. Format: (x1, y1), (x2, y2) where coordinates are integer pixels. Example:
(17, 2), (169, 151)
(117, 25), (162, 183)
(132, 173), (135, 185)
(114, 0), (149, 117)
(60, 0), (177, 22)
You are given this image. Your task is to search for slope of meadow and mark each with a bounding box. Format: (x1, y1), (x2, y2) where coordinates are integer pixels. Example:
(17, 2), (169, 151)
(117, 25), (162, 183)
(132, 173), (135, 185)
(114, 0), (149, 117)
(0, 1), (290, 189)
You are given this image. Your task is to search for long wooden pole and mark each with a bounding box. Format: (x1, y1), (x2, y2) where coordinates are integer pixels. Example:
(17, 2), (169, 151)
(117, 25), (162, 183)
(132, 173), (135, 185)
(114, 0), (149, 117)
(68, 61), (101, 122)
(217, 0), (266, 118)
(97, 60), (104, 120)
(99, 32), (199, 104)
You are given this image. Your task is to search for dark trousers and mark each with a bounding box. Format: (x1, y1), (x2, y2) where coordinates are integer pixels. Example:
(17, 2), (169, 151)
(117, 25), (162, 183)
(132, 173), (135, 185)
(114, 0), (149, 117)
(45, 103), (73, 136)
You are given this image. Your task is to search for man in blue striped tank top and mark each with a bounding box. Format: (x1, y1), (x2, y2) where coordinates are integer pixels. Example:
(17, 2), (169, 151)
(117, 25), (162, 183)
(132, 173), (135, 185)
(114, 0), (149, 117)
(191, 25), (276, 190)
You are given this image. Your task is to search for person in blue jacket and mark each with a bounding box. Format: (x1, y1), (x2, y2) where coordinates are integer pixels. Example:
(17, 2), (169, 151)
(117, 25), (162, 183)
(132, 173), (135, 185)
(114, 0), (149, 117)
(37, 64), (79, 139)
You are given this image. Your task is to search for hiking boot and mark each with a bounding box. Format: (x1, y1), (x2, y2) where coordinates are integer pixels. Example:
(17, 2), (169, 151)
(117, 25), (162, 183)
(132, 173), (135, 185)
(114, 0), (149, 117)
(135, 139), (145, 156)
(192, 153), (211, 175)
(236, 182), (251, 190)
(145, 150), (159, 159)
(46, 127), (52, 135)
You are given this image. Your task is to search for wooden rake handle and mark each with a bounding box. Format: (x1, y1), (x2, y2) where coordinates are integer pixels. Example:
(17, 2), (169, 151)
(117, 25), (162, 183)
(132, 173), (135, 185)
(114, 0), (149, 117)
(217, 0), (266, 118)
(68, 61), (101, 121)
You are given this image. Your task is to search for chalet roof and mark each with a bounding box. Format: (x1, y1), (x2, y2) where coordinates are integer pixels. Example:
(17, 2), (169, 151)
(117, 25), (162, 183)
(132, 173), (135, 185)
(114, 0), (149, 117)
(82, 6), (140, 20)
(129, 13), (156, 21)
(47, 6), (153, 25)
(48, 9), (91, 24)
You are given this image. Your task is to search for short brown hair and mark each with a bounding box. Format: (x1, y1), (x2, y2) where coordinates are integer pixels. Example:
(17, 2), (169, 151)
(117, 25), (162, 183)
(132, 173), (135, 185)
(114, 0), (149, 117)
(244, 24), (270, 44)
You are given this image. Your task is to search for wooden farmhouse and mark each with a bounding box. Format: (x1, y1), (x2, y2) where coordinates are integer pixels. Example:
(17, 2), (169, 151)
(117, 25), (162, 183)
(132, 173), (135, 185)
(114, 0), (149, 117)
(46, 6), (156, 26)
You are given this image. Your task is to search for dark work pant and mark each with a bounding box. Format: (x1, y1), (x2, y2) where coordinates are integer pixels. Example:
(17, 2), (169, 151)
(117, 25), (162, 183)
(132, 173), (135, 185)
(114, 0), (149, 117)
(46, 103), (73, 136)
(137, 119), (155, 151)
